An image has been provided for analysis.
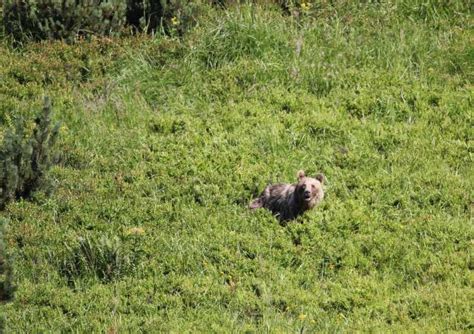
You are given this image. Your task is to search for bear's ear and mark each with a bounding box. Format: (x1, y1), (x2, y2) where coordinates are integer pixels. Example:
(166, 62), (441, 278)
(315, 173), (325, 184)
(297, 170), (305, 180)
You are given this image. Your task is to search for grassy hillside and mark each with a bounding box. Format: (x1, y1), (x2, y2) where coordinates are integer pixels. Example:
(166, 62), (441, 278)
(0, 2), (472, 332)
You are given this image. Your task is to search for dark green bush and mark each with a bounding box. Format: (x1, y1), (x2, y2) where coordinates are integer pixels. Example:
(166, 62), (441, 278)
(0, 97), (59, 209)
(3, 0), (215, 42)
(0, 218), (15, 302)
(3, 0), (127, 42)
(126, 0), (207, 36)
(126, 0), (165, 32)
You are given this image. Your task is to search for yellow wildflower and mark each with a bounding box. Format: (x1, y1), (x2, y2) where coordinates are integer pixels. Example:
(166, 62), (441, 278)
(301, 2), (312, 12)
(171, 16), (180, 26)
(298, 313), (307, 321)
(59, 124), (69, 135)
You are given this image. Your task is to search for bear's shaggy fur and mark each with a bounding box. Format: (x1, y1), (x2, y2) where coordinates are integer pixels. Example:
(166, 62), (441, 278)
(249, 170), (325, 222)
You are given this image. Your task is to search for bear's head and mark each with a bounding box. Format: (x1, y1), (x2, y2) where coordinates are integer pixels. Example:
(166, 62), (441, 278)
(295, 170), (325, 209)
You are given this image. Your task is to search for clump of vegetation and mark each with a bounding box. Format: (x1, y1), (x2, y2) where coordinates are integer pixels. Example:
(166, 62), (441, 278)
(60, 235), (139, 284)
(3, 0), (127, 42)
(0, 97), (59, 209)
(193, 5), (292, 69)
(0, 218), (15, 301)
(3, 0), (210, 42)
(127, 0), (206, 35)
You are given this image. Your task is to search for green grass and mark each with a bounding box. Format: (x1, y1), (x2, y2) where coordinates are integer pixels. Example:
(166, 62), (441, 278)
(0, 2), (473, 332)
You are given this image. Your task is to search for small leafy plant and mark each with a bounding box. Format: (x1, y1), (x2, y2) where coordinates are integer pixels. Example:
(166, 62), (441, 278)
(0, 96), (60, 209)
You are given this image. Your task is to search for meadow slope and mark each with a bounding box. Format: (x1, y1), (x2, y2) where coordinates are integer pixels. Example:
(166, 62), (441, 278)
(0, 2), (472, 332)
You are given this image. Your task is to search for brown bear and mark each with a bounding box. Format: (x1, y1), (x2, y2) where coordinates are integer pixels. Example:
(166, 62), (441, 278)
(249, 170), (325, 222)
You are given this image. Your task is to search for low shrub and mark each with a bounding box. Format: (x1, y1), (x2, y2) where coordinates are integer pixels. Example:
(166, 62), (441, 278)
(127, 0), (204, 35)
(0, 96), (60, 209)
(3, 0), (127, 43)
(3, 0), (211, 42)
(0, 218), (15, 301)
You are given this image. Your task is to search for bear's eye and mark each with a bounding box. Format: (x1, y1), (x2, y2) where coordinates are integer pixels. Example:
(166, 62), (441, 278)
(312, 184), (315, 189)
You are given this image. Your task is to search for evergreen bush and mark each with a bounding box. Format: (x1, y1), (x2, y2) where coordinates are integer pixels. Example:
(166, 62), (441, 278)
(0, 218), (15, 301)
(0, 96), (59, 209)
(3, 0), (211, 42)
(3, 0), (127, 42)
(126, 0), (206, 36)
